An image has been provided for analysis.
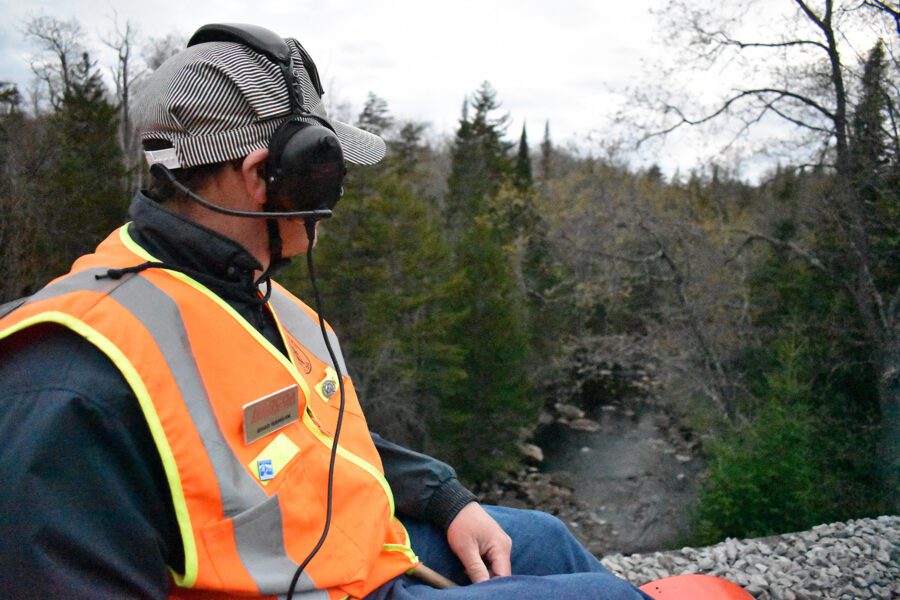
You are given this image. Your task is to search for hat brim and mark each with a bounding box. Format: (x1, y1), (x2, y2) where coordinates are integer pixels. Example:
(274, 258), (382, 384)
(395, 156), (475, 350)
(331, 119), (385, 165)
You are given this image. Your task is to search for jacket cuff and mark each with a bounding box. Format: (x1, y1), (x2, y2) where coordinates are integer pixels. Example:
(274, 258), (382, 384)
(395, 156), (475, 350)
(427, 479), (478, 531)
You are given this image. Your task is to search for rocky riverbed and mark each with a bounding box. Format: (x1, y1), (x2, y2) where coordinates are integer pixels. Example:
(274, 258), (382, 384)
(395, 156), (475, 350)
(476, 402), (899, 599)
(602, 515), (899, 600)
(478, 400), (704, 556)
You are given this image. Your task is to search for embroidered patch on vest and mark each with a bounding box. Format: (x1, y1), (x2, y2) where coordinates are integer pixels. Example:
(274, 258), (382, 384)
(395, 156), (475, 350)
(242, 384), (300, 444)
(315, 366), (339, 402)
(248, 433), (300, 486)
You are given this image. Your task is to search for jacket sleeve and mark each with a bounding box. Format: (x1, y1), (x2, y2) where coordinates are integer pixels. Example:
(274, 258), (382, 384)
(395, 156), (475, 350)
(371, 432), (477, 530)
(0, 325), (180, 599)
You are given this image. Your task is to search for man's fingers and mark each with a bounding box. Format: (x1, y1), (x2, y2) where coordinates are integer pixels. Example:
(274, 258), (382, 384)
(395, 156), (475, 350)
(459, 546), (491, 584)
(485, 543), (512, 577)
(445, 503), (514, 584)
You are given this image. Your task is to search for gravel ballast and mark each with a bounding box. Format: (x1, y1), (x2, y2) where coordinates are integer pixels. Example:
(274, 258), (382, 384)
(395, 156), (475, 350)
(600, 516), (899, 599)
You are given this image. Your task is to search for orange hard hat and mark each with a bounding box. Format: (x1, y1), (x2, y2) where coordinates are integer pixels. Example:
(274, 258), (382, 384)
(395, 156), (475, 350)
(639, 574), (754, 599)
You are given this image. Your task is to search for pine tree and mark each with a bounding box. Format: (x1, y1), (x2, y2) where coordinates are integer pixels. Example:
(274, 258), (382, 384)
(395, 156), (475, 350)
(438, 82), (537, 481)
(514, 124), (533, 192)
(388, 121), (428, 179)
(0, 82), (21, 115)
(356, 92), (394, 137)
(849, 42), (898, 295)
(45, 52), (129, 272)
(445, 81), (513, 230)
(438, 217), (534, 480)
(850, 43), (888, 203)
(539, 120), (553, 182)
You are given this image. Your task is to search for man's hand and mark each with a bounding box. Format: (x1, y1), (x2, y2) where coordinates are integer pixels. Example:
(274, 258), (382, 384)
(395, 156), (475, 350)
(446, 502), (512, 584)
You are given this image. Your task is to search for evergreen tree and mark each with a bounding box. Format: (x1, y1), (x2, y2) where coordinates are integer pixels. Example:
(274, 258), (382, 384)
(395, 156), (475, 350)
(389, 121), (428, 179)
(539, 120), (553, 182)
(514, 124), (533, 192)
(0, 82), (21, 115)
(44, 52), (129, 274)
(850, 44), (887, 202)
(445, 81), (513, 231)
(438, 217), (534, 480)
(356, 92), (394, 137)
(438, 82), (538, 481)
(849, 43), (898, 294)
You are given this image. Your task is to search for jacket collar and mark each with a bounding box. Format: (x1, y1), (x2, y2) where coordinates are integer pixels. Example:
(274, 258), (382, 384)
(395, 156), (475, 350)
(127, 192), (275, 302)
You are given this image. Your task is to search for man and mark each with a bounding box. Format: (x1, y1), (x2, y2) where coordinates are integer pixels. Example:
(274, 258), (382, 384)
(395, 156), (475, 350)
(0, 23), (651, 600)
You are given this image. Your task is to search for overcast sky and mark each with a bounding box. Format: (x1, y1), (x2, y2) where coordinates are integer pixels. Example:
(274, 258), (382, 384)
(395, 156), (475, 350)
(1, 0), (886, 180)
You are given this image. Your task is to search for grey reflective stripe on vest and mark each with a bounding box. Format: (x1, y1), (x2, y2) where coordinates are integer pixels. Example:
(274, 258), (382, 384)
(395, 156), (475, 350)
(0, 297), (27, 319)
(107, 277), (268, 516)
(22, 268), (127, 306)
(20, 269), (324, 597)
(268, 287), (348, 375)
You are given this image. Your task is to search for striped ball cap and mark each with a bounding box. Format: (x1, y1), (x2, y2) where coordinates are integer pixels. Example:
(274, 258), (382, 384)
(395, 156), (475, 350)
(132, 37), (385, 169)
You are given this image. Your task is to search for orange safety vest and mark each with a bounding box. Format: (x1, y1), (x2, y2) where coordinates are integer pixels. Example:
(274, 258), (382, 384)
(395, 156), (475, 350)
(0, 225), (419, 599)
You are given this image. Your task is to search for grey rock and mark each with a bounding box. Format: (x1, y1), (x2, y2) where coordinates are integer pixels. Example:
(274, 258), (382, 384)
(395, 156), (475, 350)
(518, 443), (544, 463)
(554, 403), (584, 420)
(568, 418), (601, 432)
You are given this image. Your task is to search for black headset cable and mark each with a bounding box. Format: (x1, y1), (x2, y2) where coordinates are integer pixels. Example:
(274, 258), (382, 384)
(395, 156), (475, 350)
(286, 219), (346, 600)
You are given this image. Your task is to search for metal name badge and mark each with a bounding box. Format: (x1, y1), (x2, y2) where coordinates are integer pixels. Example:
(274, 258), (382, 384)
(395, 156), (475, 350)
(242, 385), (300, 445)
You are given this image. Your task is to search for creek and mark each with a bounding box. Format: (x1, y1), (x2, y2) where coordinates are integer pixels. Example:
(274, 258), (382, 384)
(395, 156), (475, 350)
(533, 401), (705, 554)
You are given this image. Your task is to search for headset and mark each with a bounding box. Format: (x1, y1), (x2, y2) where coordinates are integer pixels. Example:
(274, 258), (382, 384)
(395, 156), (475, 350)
(152, 23), (348, 220)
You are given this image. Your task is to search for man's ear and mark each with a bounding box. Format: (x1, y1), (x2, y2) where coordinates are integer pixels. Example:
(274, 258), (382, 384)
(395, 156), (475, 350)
(241, 149), (270, 209)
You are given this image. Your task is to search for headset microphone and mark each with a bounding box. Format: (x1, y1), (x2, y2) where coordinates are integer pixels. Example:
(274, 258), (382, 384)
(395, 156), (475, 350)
(150, 157), (343, 221)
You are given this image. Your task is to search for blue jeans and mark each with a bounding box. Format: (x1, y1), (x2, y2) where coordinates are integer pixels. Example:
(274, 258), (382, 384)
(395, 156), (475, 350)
(365, 506), (653, 599)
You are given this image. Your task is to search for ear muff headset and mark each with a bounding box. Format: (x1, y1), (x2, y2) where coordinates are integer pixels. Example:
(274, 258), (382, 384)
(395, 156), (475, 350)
(187, 23), (347, 217)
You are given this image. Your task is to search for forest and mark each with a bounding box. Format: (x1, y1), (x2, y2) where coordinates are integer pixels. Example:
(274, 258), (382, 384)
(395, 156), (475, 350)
(1, 0), (897, 548)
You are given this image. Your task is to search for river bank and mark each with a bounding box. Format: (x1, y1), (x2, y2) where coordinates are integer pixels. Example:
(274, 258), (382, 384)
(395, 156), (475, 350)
(477, 399), (706, 556)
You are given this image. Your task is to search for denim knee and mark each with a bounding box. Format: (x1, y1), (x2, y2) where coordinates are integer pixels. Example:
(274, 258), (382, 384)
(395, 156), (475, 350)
(485, 506), (605, 576)
(526, 510), (572, 541)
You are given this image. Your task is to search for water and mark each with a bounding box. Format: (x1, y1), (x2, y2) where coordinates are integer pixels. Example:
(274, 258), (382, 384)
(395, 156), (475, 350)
(534, 403), (704, 554)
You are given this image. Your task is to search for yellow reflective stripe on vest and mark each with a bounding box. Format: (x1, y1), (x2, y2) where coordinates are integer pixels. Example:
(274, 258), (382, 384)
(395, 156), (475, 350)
(383, 520), (418, 564)
(0, 310), (199, 588)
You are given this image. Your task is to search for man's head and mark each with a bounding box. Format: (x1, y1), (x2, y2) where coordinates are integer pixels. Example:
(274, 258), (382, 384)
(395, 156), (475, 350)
(132, 24), (386, 267)
(132, 23), (384, 212)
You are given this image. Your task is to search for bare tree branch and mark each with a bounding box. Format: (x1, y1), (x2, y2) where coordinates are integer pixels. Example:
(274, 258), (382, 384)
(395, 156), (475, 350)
(640, 87), (837, 146)
(23, 16), (84, 110)
(725, 228), (827, 271)
(863, 0), (900, 34)
(102, 13), (144, 193)
(709, 30), (830, 52)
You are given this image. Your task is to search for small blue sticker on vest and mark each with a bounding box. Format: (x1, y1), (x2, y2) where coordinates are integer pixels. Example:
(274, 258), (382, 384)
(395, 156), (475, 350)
(257, 458), (275, 481)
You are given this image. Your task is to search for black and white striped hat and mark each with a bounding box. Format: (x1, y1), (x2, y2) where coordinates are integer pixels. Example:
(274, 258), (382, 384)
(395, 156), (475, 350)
(132, 36), (385, 169)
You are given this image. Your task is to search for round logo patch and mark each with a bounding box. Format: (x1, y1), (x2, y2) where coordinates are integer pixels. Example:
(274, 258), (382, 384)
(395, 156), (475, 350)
(287, 337), (313, 374)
